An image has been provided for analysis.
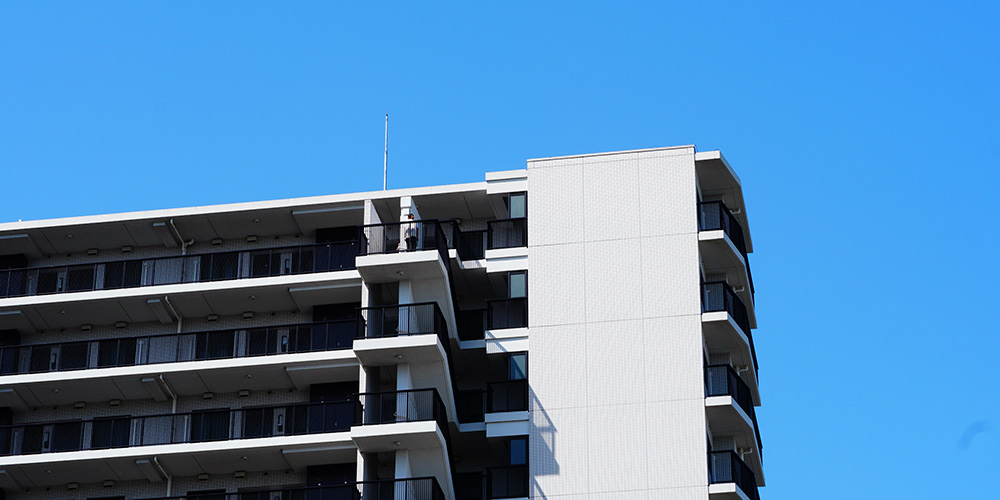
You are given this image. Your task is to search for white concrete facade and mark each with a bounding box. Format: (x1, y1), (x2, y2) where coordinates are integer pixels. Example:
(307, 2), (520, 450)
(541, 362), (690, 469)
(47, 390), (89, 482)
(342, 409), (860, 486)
(0, 146), (762, 500)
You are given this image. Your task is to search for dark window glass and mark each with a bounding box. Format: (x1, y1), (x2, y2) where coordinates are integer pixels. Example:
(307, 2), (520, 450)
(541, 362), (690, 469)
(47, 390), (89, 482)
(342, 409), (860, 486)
(509, 436), (527, 465)
(509, 353), (527, 380)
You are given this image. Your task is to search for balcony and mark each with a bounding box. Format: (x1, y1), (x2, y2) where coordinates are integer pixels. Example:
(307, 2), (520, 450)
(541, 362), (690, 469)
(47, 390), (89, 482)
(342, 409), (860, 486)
(698, 201), (754, 314)
(705, 365), (763, 478)
(64, 478), (445, 500)
(0, 401), (356, 486)
(487, 380), (528, 413)
(486, 298), (527, 330)
(709, 451), (760, 500)
(701, 282), (759, 401)
(486, 219), (527, 250)
(356, 220), (451, 284)
(455, 465), (529, 500)
(0, 241), (358, 299)
(1, 320), (355, 375)
(0, 321), (359, 408)
(0, 400), (353, 456)
(456, 389), (486, 423)
(457, 309), (487, 342)
(354, 303), (448, 366)
(351, 389), (453, 497)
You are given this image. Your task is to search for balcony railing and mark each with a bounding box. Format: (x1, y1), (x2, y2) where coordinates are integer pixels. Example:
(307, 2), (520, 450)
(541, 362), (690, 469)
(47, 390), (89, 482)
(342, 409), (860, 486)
(0, 400), (353, 456)
(701, 281), (757, 376)
(487, 465), (529, 499)
(136, 478), (444, 500)
(355, 389), (447, 431)
(487, 298), (527, 330)
(359, 220), (449, 263)
(709, 451), (760, 500)
(0, 241), (358, 299)
(356, 302), (447, 348)
(457, 309), (487, 341)
(357, 477), (446, 500)
(455, 466), (529, 500)
(456, 389), (486, 423)
(0, 320), (355, 376)
(698, 201), (754, 295)
(705, 365), (763, 455)
(487, 379), (528, 413)
(486, 218), (527, 250)
(458, 229), (487, 260)
(139, 485), (358, 500)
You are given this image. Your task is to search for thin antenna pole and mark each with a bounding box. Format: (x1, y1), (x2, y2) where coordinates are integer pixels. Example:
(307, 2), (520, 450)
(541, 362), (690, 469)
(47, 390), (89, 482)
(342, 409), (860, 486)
(383, 112), (388, 190)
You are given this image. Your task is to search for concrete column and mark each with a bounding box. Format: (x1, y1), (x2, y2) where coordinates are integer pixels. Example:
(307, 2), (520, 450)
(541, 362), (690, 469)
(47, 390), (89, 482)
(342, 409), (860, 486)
(398, 279), (413, 334)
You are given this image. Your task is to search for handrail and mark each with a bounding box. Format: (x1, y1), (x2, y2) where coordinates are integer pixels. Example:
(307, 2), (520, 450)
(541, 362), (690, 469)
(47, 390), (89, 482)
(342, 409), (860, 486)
(135, 477), (444, 500)
(0, 399), (353, 456)
(486, 218), (527, 250)
(701, 281), (758, 377)
(0, 319), (355, 375)
(705, 364), (763, 456)
(486, 297), (528, 330)
(709, 450), (759, 500)
(0, 240), (358, 298)
(698, 201), (754, 295)
(355, 303), (447, 350)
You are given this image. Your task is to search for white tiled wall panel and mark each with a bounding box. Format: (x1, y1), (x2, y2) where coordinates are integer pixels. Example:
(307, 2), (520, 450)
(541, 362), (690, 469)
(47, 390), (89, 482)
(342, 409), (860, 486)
(529, 324), (589, 411)
(528, 243), (586, 328)
(527, 161), (584, 247)
(640, 234), (701, 318)
(582, 158), (640, 242)
(528, 148), (708, 499)
(584, 239), (643, 323)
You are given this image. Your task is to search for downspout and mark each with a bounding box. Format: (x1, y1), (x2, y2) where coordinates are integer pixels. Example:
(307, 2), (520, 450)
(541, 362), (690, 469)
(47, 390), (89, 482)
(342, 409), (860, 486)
(153, 456), (172, 496)
(167, 219), (191, 256)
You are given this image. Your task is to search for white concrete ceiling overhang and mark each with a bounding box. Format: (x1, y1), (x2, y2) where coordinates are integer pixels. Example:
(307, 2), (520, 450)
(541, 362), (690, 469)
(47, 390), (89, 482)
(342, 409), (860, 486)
(695, 151), (753, 253)
(0, 272), (362, 332)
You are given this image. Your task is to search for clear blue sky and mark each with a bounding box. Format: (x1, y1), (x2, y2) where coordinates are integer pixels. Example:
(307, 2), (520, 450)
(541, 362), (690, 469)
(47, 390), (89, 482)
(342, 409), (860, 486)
(1, 2), (998, 498)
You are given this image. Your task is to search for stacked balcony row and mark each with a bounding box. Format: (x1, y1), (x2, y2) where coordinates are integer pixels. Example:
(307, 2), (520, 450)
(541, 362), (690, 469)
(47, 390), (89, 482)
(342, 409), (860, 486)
(0, 218), (529, 299)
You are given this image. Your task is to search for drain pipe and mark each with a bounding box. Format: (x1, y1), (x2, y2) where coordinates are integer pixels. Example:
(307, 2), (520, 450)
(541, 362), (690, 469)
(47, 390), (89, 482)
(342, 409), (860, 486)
(159, 374), (177, 415)
(167, 219), (193, 255)
(153, 457), (172, 496)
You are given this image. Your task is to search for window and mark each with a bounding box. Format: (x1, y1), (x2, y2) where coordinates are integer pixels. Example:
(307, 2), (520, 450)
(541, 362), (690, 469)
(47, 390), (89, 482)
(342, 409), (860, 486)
(509, 353), (527, 380)
(509, 436), (528, 465)
(508, 192), (527, 219)
(508, 271), (527, 299)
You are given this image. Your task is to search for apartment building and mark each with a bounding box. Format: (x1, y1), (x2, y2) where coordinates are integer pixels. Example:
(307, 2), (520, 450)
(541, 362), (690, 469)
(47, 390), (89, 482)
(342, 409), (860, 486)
(0, 145), (762, 500)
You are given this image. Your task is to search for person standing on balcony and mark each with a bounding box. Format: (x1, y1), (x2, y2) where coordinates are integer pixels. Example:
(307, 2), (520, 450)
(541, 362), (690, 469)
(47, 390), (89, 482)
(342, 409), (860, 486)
(402, 213), (419, 251)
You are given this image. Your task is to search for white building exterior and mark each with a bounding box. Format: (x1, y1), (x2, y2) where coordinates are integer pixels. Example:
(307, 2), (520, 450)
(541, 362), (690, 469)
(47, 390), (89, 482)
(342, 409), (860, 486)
(0, 146), (761, 500)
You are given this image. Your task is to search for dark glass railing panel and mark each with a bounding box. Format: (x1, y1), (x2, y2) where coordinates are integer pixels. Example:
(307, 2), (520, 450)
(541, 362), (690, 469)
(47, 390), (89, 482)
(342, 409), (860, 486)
(709, 451), (760, 500)
(698, 201), (754, 295)
(135, 479), (443, 500)
(357, 477), (446, 500)
(141, 485), (357, 500)
(458, 230), (487, 260)
(455, 471), (486, 500)
(359, 220), (448, 261)
(701, 281), (757, 376)
(487, 298), (527, 330)
(705, 364), (762, 455)
(486, 219), (527, 250)
(457, 309), (487, 341)
(0, 400), (352, 457)
(356, 302), (447, 346)
(487, 379), (528, 413)
(456, 389), (486, 423)
(0, 242), (358, 299)
(0, 320), (355, 376)
(487, 465), (529, 499)
(355, 389), (447, 429)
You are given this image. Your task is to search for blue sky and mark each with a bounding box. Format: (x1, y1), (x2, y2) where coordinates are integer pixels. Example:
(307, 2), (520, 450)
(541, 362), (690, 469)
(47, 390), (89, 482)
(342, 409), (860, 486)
(1, 2), (998, 498)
